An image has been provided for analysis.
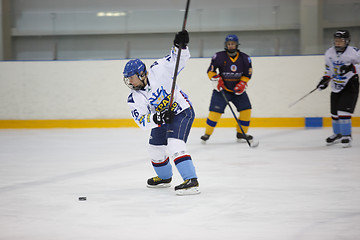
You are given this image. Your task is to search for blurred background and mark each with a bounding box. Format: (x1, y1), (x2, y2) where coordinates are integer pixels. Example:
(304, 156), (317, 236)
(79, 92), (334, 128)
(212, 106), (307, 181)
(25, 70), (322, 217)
(1, 0), (360, 61)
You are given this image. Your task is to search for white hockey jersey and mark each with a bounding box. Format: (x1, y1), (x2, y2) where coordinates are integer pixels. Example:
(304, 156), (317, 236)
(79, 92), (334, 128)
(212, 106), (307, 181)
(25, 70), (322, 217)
(324, 46), (360, 93)
(127, 47), (192, 130)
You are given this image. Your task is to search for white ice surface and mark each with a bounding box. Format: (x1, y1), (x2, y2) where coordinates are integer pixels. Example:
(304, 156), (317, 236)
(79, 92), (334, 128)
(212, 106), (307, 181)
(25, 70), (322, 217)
(0, 127), (359, 240)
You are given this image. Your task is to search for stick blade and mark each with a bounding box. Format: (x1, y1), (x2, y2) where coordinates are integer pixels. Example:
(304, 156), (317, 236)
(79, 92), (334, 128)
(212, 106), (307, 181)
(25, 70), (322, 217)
(250, 139), (260, 148)
(237, 137), (260, 148)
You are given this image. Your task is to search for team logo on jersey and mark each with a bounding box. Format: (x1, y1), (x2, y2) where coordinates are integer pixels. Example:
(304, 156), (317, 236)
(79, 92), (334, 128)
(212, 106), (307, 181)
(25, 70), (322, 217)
(231, 64), (237, 72)
(325, 64), (330, 71)
(155, 95), (178, 112)
(138, 114), (151, 126)
(222, 72), (242, 79)
(127, 93), (134, 103)
(149, 86), (177, 112)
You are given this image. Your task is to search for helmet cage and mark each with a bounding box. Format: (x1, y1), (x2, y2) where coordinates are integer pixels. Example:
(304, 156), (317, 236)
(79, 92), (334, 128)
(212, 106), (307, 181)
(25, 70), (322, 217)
(123, 72), (147, 90)
(224, 34), (239, 53)
(333, 30), (350, 52)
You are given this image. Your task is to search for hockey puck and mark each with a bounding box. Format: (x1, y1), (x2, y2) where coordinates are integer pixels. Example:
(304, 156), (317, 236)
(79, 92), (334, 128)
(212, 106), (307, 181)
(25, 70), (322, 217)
(78, 197), (87, 201)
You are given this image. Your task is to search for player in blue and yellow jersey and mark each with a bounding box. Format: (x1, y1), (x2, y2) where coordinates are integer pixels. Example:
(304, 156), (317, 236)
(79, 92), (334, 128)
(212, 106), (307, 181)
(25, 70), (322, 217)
(201, 34), (255, 143)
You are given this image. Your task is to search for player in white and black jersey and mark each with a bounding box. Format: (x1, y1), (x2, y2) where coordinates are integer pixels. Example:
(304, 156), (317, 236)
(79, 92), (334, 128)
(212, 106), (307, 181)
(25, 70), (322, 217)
(317, 30), (360, 148)
(122, 30), (200, 195)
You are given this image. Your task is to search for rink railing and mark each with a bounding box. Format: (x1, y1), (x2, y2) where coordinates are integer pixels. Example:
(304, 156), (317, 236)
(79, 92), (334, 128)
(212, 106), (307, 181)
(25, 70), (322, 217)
(1, 117), (359, 129)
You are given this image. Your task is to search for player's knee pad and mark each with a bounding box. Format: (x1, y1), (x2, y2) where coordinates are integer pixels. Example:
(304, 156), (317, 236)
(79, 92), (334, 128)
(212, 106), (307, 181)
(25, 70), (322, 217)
(148, 144), (167, 163)
(167, 138), (188, 160)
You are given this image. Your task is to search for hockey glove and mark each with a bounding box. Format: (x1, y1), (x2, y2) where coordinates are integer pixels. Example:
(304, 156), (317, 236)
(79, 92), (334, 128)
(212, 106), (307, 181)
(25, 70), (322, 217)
(153, 108), (175, 125)
(234, 81), (247, 95)
(174, 30), (189, 49)
(339, 64), (356, 76)
(316, 76), (331, 90)
(211, 75), (225, 92)
(163, 109), (174, 123)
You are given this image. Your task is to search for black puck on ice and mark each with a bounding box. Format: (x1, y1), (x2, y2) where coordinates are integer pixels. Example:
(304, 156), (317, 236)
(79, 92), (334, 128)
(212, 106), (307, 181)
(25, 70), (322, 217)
(78, 197), (87, 201)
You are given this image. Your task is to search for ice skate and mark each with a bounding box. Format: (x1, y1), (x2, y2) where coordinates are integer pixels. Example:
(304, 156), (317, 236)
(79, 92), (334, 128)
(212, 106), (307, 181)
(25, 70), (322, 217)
(174, 178), (200, 195)
(236, 132), (259, 147)
(236, 132), (253, 143)
(341, 135), (352, 148)
(147, 176), (172, 188)
(200, 134), (210, 144)
(326, 133), (342, 146)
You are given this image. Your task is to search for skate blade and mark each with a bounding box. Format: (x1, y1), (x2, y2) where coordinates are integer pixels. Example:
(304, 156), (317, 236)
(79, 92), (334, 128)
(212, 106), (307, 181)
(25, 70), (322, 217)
(147, 183), (171, 188)
(201, 140), (207, 145)
(175, 187), (201, 196)
(326, 139), (341, 146)
(342, 143), (352, 148)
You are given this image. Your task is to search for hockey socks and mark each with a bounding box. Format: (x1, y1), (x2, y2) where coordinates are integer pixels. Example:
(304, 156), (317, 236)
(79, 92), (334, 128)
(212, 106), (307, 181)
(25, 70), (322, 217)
(236, 109), (251, 134)
(339, 115), (352, 148)
(149, 144), (173, 180)
(168, 138), (197, 180)
(174, 155), (197, 180)
(204, 111), (222, 136)
(328, 113), (352, 147)
(151, 157), (173, 180)
(331, 115), (341, 135)
(339, 116), (352, 136)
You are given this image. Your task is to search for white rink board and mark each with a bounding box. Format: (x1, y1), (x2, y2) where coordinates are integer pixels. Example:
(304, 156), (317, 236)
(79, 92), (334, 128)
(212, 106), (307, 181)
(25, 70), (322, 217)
(0, 55), (358, 120)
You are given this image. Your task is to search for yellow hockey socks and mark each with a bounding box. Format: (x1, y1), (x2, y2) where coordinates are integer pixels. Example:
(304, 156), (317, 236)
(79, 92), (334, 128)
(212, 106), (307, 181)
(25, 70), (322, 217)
(204, 111), (222, 136)
(236, 109), (251, 134)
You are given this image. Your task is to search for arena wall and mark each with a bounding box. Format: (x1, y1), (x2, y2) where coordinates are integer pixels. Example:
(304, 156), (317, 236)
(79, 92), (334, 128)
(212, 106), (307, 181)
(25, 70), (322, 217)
(0, 55), (359, 128)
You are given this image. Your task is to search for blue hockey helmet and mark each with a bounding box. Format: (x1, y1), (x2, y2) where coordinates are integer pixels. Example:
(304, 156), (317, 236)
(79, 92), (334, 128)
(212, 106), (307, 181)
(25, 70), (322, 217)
(123, 58), (147, 90)
(225, 34), (239, 44)
(224, 34), (239, 53)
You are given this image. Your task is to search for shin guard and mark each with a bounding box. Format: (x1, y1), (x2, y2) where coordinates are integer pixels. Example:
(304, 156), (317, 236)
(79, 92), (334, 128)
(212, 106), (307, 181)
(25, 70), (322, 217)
(338, 111), (352, 136)
(168, 138), (197, 180)
(204, 111), (222, 136)
(237, 109), (251, 134)
(149, 145), (172, 180)
(331, 115), (340, 135)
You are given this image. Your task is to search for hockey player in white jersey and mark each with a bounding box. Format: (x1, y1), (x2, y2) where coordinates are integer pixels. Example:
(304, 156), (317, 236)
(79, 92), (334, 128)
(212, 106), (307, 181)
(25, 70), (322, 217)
(317, 30), (360, 147)
(123, 30), (200, 195)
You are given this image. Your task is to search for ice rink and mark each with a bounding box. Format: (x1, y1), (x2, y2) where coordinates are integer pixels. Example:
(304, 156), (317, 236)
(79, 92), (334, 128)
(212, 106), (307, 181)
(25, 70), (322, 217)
(0, 127), (359, 240)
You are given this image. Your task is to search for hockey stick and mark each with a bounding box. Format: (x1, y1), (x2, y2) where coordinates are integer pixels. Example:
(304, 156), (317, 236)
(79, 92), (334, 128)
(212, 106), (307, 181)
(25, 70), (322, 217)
(288, 87), (317, 108)
(219, 90), (259, 148)
(168, 0), (191, 110)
